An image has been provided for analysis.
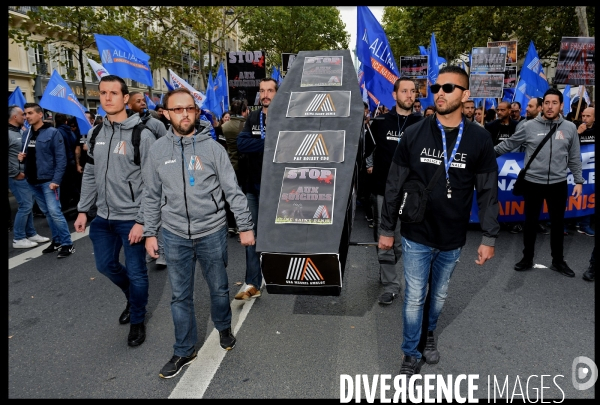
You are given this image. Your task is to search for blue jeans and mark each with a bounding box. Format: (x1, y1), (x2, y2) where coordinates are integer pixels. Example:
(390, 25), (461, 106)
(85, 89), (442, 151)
(8, 177), (37, 241)
(244, 191), (263, 288)
(401, 237), (462, 359)
(29, 181), (72, 246)
(162, 226), (231, 358)
(89, 216), (148, 324)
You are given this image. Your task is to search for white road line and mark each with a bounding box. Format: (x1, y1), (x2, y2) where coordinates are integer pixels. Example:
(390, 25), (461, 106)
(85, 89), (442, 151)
(169, 286), (259, 399)
(8, 228), (90, 270)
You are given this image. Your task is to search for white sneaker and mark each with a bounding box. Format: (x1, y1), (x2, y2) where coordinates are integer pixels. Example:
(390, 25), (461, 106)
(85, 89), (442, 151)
(13, 239), (39, 249)
(27, 234), (50, 243)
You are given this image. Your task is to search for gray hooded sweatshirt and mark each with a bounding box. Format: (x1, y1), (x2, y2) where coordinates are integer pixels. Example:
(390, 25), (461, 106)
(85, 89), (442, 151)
(494, 114), (584, 185)
(142, 121), (253, 240)
(77, 113), (156, 223)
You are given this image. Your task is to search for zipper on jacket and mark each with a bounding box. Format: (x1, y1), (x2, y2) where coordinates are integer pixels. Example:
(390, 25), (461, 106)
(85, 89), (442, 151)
(180, 142), (192, 237)
(105, 126), (115, 218)
(211, 194), (219, 212)
(547, 136), (552, 184)
(128, 181), (135, 202)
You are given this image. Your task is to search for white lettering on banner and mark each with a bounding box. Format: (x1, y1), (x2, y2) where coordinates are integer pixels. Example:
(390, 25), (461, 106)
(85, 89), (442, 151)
(498, 159), (522, 177)
(228, 51), (263, 64)
(582, 152), (595, 170)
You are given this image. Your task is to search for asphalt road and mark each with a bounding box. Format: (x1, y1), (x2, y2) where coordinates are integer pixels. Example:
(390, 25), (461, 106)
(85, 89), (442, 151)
(8, 196), (596, 400)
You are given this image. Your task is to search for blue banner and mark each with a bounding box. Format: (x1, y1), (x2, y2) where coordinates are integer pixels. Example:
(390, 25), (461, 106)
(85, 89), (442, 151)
(356, 6), (400, 112)
(144, 93), (156, 110)
(94, 34), (153, 87)
(562, 84), (571, 116)
(204, 71), (222, 119)
(39, 70), (93, 135)
(163, 77), (174, 92)
(469, 144), (595, 222)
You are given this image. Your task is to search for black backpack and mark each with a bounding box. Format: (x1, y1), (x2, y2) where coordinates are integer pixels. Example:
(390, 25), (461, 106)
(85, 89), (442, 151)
(88, 123), (150, 166)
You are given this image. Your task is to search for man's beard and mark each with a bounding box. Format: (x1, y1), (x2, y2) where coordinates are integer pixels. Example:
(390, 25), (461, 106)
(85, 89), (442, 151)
(436, 97), (463, 115)
(396, 99), (413, 113)
(173, 121), (195, 136)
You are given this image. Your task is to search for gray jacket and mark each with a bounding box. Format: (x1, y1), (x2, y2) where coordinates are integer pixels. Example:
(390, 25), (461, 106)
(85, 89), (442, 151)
(143, 122), (253, 240)
(141, 115), (167, 138)
(8, 125), (22, 178)
(494, 114), (584, 185)
(77, 114), (156, 223)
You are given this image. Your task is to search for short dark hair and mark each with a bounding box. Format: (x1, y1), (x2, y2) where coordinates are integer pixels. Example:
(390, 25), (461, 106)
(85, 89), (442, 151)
(99, 75), (129, 96)
(23, 103), (43, 114)
(393, 76), (416, 92)
(229, 98), (248, 116)
(535, 97), (543, 108)
(260, 77), (279, 91)
(154, 103), (164, 111)
(543, 87), (563, 105)
(163, 87), (195, 109)
(511, 101), (522, 109)
(463, 99), (475, 107)
(128, 91), (142, 99)
(55, 113), (69, 126)
(437, 65), (469, 89)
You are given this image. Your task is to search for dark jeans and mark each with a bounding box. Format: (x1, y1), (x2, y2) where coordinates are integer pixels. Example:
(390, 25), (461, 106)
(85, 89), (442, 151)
(88, 216), (148, 324)
(522, 180), (568, 262)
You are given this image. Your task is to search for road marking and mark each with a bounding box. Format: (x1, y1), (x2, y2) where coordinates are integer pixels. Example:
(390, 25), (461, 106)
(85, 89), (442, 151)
(169, 285), (259, 399)
(8, 228), (90, 270)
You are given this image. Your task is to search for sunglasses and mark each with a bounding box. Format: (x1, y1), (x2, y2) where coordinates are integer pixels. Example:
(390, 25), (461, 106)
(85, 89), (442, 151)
(166, 106), (196, 114)
(430, 83), (467, 94)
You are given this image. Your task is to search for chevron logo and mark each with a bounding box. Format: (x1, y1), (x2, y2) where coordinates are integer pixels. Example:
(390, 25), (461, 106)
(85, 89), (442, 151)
(306, 94), (336, 112)
(295, 133), (329, 157)
(286, 257), (324, 281)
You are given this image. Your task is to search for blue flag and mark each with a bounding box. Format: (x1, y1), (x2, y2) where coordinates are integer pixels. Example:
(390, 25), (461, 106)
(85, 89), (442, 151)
(94, 34), (153, 87)
(502, 88), (516, 104)
(163, 77), (175, 92)
(512, 78), (529, 114)
(216, 62), (229, 113)
(9, 86), (27, 109)
(418, 32), (441, 111)
(271, 66), (283, 87)
(562, 85), (571, 116)
(144, 93), (156, 110)
(39, 70), (92, 135)
(518, 41), (549, 100)
(97, 105), (106, 117)
(357, 63), (369, 105)
(204, 71), (222, 119)
(356, 6), (400, 111)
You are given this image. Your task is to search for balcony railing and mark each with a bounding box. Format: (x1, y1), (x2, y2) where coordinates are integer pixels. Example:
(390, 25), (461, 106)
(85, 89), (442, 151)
(8, 6), (39, 15)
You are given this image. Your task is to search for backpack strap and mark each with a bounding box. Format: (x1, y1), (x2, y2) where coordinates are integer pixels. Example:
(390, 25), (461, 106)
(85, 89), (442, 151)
(132, 123), (148, 166)
(87, 123), (103, 165)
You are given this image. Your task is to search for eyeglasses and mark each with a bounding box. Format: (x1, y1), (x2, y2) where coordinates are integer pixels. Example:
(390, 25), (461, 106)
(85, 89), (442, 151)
(166, 106), (196, 114)
(430, 83), (467, 94)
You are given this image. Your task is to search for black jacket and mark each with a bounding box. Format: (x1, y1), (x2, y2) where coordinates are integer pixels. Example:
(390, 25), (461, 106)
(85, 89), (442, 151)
(365, 109), (422, 196)
(381, 115), (499, 250)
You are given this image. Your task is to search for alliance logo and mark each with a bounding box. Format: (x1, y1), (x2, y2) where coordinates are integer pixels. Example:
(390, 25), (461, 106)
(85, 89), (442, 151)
(313, 205), (330, 219)
(101, 49), (114, 64)
(286, 257), (324, 282)
(188, 155), (204, 170)
(306, 93), (336, 112)
(113, 141), (126, 155)
(49, 85), (66, 98)
(296, 133), (329, 157)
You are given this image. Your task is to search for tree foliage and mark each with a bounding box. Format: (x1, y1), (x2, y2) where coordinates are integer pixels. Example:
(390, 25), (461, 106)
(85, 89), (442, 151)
(236, 6), (349, 70)
(382, 6), (595, 70)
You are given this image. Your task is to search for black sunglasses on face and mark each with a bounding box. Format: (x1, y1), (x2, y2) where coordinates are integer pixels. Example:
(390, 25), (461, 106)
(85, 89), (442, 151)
(430, 83), (468, 94)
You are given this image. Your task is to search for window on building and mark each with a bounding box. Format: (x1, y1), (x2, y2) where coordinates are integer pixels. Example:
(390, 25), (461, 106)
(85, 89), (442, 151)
(27, 43), (48, 75)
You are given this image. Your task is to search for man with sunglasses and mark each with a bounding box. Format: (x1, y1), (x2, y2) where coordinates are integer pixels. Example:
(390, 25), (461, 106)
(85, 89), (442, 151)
(365, 77), (423, 306)
(378, 66), (499, 376)
(143, 87), (255, 378)
(74, 75), (157, 348)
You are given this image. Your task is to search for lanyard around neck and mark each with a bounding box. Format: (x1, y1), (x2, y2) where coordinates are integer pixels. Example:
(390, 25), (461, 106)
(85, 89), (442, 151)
(435, 117), (464, 198)
(259, 111), (266, 139)
(180, 135), (197, 186)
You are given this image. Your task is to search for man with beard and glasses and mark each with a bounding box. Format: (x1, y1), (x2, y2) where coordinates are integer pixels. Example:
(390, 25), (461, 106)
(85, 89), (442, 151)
(235, 78), (279, 301)
(365, 77), (423, 306)
(379, 66), (499, 376)
(143, 87), (255, 378)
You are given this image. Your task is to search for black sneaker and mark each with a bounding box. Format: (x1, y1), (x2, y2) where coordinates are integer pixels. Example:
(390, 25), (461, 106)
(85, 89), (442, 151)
(42, 241), (61, 254)
(550, 261), (575, 278)
(509, 224), (523, 234)
(582, 264), (595, 282)
(378, 292), (398, 305)
(57, 244), (75, 258)
(159, 352), (197, 379)
(514, 257), (533, 271)
(219, 327), (236, 351)
(399, 355), (422, 376)
(422, 331), (440, 364)
(119, 302), (131, 325)
(128, 322), (146, 347)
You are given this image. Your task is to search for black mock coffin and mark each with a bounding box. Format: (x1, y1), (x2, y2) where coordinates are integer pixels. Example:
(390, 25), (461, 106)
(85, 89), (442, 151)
(256, 50), (364, 296)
